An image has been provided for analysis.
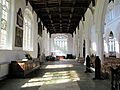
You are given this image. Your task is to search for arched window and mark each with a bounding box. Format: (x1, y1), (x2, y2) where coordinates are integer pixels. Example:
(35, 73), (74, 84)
(108, 31), (115, 52)
(0, 0), (10, 48)
(54, 35), (68, 55)
(105, 1), (120, 24)
(23, 9), (33, 51)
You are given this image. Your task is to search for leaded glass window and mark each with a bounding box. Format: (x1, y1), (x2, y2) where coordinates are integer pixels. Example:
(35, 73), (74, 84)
(54, 35), (68, 55)
(23, 9), (33, 51)
(108, 31), (115, 52)
(0, 0), (9, 48)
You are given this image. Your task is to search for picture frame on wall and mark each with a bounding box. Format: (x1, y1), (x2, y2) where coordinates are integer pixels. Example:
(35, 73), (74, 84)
(17, 8), (23, 27)
(15, 27), (23, 47)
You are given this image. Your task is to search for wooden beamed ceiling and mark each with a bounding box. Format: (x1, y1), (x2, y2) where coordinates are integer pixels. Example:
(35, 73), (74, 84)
(29, 0), (92, 34)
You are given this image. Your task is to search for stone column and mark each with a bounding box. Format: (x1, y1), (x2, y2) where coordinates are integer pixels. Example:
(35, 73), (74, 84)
(47, 31), (49, 56)
(80, 40), (83, 57)
(85, 28), (90, 57)
(42, 30), (45, 54)
(51, 35), (54, 56)
(115, 38), (120, 58)
(44, 29), (47, 56)
(75, 28), (79, 58)
(85, 37), (90, 57)
(104, 36), (109, 57)
(96, 32), (104, 64)
(49, 34), (51, 55)
(94, 0), (109, 64)
(79, 22), (84, 57)
(72, 32), (76, 56)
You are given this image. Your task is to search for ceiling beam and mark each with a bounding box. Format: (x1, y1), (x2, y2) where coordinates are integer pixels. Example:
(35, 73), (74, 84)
(45, 5), (56, 33)
(29, 0), (91, 34)
(33, 6), (86, 10)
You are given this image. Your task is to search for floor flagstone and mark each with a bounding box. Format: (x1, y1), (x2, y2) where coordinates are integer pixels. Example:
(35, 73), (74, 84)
(0, 59), (111, 90)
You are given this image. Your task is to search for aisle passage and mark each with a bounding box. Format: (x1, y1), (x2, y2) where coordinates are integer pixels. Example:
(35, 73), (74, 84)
(0, 59), (111, 90)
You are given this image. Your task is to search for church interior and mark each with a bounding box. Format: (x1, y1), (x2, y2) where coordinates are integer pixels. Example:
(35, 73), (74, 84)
(0, 0), (120, 90)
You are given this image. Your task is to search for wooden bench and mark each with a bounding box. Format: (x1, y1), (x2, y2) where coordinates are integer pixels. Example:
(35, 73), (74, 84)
(9, 58), (40, 78)
(91, 56), (120, 79)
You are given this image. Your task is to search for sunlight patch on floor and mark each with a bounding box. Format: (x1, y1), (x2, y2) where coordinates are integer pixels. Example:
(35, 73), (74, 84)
(21, 70), (80, 88)
(45, 64), (73, 69)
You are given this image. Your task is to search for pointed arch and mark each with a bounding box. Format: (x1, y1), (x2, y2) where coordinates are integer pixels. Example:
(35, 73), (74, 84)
(108, 31), (116, 57)
(109, 31), (114, 38)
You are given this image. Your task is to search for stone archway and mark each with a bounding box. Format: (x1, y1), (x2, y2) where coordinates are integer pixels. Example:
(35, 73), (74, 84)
(94, 0), (109, 63)
(86, 8), (97, 56)
(84, 8), (94, 57)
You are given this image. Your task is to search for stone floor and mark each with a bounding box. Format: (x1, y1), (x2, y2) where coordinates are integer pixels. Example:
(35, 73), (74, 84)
(0, 59), (111, 90)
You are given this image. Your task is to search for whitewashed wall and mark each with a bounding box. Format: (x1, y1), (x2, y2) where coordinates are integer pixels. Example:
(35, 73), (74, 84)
(0, 0), (38, 78)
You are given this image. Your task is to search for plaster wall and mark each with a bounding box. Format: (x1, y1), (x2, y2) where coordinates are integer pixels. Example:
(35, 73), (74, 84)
(0, 0), (38, 78)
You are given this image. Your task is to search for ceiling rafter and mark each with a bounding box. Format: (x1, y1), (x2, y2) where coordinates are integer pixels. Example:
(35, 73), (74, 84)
(29, 0), (92, 34)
